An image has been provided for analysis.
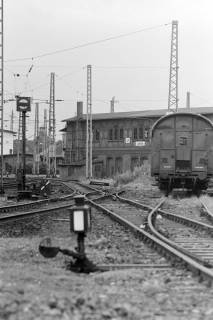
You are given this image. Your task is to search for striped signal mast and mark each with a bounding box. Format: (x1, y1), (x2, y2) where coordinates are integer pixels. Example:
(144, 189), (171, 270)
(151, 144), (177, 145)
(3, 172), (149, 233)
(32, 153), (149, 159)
(0, 1), (3, 192)
(48, 72), (56, 177)
(168, 20), (179, 112)
(86, 65), (92, 179)
(33, 103), (39, 175)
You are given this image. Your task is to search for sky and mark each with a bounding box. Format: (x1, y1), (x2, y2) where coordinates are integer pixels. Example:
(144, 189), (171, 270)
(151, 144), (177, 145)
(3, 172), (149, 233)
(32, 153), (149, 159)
(4, 0), (213, 138)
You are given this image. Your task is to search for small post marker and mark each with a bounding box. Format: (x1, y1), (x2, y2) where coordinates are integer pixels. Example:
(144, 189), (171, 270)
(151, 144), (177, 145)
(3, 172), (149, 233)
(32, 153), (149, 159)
(39, 195), (99, 273)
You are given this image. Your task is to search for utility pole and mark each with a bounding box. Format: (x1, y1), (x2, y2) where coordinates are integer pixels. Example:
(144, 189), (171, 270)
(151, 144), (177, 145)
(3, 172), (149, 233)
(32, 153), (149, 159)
(0, 1), (4, 193)
(168, 20), (178, 112)
(43, 108), (48, 168)
(48, 72), (56, 177)
(76, 101), (83, 162)
(10, 110), (14, 154)
(33, 103), (39, 175)
(186, 91), (190, 110)
(86, 65), (92, 179)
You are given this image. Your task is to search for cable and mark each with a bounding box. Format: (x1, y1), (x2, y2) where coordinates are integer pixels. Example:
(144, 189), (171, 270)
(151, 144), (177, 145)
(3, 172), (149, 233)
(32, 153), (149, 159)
(5, 23), (170, 63)
(5, 64), (168, 69)
(94, 65), (168, 69)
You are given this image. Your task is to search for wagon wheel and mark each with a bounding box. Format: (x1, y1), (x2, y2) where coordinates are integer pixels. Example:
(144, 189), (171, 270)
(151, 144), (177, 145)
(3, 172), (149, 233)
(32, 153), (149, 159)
(166, 178), (173, 196)
(192, 177), (200, 196)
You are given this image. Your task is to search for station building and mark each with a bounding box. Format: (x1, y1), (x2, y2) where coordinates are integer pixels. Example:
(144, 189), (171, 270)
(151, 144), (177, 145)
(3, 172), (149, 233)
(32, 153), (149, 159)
(59, 102), (213, 179)
(3, 129), (16, 155)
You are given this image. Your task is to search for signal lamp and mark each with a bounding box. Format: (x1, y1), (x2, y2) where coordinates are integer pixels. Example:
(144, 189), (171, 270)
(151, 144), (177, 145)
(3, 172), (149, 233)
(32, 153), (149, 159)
(69, 195), (91, 233)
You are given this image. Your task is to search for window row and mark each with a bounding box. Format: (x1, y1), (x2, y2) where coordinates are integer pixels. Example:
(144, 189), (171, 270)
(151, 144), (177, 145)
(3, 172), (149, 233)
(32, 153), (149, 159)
(94, 127), (149, 141)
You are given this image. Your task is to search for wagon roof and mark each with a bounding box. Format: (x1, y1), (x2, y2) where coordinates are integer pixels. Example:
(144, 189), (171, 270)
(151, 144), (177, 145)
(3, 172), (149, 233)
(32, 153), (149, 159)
(151, 112), (213, 135)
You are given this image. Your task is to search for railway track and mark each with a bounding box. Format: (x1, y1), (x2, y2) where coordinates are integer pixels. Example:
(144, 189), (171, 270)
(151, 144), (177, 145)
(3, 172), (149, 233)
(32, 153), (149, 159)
(0, 181), (172, 271)
(0, 180), (103, 215)
(149, 197), (213, 269)
(61, 180), (105, 195)
(88, 193), (213, 283)
(0, 180), (103, 222)
(2, 179), (213, 281)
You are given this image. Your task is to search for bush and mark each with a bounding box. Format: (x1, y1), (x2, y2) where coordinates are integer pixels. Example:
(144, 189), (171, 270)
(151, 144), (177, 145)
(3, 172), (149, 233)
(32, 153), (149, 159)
(25, 163), (33, 174)
(113, 164), (150, 186)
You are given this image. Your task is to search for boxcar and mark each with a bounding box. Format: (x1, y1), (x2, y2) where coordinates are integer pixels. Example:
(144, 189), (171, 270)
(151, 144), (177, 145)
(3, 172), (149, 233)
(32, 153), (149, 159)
(151, 112), (213, 191)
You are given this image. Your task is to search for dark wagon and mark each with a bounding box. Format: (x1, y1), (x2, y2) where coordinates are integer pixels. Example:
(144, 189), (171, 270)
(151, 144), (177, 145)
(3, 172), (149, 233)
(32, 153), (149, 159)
(151, 112), (213, 192)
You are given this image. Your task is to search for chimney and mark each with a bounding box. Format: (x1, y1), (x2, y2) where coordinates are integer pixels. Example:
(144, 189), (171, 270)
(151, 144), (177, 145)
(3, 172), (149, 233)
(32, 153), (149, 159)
(186, 92), (190, 110)
(110, 97), (115, 113)
(77, 101), (83, 118)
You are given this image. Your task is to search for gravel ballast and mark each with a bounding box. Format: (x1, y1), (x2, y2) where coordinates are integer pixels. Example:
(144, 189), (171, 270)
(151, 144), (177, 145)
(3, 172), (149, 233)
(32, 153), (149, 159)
(1, 179), (213, 319)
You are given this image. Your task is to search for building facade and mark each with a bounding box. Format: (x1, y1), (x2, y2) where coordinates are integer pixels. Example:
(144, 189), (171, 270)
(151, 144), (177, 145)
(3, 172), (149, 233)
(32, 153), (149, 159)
(60, 103), (213, 179)
(3, 129), (16, 154)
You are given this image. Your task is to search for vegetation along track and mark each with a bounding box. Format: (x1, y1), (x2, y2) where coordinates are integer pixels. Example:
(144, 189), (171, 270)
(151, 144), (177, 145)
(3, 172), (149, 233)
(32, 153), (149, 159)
(89, 193), (213, 283)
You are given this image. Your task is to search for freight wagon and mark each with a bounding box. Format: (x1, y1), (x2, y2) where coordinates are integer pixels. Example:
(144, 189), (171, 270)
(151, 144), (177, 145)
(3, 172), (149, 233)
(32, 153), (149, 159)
(151, 112), (213, 192)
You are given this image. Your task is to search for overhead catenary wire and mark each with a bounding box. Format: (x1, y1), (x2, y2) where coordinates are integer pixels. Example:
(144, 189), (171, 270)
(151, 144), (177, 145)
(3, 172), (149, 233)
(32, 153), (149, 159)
(5, 23), (171, 63)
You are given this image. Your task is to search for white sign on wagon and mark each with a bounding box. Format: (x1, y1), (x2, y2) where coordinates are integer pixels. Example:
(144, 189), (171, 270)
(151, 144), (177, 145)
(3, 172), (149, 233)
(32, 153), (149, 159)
(135, 141), (146, 146)
(125, 137), (131, 143)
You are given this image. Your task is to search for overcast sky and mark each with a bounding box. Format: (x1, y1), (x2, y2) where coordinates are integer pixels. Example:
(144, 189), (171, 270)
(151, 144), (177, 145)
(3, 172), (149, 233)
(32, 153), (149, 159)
(4, 0), (213, 138)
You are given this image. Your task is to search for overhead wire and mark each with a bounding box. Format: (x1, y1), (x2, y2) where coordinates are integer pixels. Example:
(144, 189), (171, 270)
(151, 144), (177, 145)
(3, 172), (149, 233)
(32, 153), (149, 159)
(3, 22), (171, 138)
(5, 22), (171, 63)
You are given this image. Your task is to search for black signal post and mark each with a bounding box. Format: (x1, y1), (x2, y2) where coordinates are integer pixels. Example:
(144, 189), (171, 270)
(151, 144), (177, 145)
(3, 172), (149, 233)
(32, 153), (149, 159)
(16, 96), (31, 191)
(22, 110), (26, 190)
(39, 195), (99, 273)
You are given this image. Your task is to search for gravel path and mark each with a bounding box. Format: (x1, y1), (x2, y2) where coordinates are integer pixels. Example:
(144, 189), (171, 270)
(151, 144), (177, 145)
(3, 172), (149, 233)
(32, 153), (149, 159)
(1, 237), (213, 320)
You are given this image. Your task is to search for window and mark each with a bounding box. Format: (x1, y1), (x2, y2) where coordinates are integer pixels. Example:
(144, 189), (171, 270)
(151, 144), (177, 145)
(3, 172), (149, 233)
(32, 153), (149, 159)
(179, 137), (187, 145)
(162, 158), (168, 163)
(199, 158), (206, 165)
(133, 128), (138, 139)
(109, 129), (113, 140)
(114, 127), (118, 140)
(144, 129), (149, 139)
(95, 129), (100, 141)
(120, 128), (124, 139)
(139, 127), (143, 139)
(71, 151), (76, 162)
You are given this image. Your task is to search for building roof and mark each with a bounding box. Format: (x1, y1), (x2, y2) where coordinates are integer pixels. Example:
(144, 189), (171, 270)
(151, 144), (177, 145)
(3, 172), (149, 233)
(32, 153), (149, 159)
(62, 107), (213, 123)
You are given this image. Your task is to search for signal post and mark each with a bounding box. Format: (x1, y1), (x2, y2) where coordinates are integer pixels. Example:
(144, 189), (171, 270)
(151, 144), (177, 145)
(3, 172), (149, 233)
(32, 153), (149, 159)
(16, 96), (31, 196)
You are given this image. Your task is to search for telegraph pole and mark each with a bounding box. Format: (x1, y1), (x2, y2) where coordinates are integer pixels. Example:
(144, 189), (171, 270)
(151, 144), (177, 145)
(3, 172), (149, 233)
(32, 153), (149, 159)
(48, 72), (56, 177)
(43, 108), (48, 168)
(33, 103), (39, 175)
(10, 110), (15, 155)
(0, 1), (3, 193)
(86, 65), (92, 179)
(168, 20), (178, 112)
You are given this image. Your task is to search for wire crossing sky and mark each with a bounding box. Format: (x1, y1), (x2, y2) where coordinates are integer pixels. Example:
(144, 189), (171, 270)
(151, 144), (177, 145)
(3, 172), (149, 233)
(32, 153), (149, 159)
(4, 0), (213, 139)
(5, 23), (170, 62)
